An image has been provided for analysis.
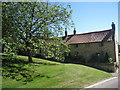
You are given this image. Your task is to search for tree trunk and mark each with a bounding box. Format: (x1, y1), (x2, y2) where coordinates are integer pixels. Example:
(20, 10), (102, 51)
(28, 50), (33, 63)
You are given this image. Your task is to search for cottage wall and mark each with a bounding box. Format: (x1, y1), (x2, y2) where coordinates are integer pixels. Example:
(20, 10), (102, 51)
(69, 41), (116, 62)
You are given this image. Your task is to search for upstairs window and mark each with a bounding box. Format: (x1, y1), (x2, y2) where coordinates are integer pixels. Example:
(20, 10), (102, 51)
(74, 44), (78, 48)
(99, 42), (103, 47)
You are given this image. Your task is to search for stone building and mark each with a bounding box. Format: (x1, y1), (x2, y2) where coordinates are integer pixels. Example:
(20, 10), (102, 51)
(63, 22), (119, 67)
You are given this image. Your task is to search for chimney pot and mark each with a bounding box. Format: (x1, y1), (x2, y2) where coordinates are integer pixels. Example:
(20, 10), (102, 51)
(74, 28), (76, 35)
(111, 22), (115, 30)
(65, 28), (68, 37)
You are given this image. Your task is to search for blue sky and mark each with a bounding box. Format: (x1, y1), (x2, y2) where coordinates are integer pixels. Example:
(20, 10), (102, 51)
(3, 1), (119, 43)
(61, 2), (119, 43)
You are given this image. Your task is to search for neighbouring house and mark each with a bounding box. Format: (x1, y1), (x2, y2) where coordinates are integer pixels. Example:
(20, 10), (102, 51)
(63, 22), (119, 72)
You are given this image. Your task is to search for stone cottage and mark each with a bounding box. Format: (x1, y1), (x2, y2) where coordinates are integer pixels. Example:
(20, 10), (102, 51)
(63, 22), (119, 71)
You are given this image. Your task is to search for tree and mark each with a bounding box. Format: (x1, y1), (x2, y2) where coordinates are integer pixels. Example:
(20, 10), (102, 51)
(2, 2), (74, 62)
(40, 38), (70, 61)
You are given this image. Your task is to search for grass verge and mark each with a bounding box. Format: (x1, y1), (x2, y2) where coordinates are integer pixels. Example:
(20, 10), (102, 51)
(2, 54), (112, 88)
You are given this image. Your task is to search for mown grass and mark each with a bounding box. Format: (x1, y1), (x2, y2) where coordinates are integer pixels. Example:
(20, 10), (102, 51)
(2, 54), (112, 88)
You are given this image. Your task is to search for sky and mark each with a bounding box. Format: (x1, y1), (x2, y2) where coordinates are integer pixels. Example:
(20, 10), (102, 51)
(60, 2), (119, 43)
(2, 1), (119, 43)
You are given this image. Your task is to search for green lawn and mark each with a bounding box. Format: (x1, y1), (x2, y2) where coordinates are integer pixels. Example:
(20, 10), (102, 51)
(2, 54), (112, 88)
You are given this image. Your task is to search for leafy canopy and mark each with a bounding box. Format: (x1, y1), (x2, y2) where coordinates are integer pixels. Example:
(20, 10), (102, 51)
(2, 2), (74, 62)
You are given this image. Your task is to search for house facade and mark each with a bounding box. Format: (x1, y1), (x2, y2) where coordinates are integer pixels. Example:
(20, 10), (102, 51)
(63, 22), (119, 70)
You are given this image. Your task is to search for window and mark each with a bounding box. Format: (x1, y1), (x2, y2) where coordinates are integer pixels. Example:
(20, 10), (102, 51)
(74, 44), (78, 48)
(75, 52), (79, 56)
(69, 53), (71, 57)
(99, 42), (103, 47)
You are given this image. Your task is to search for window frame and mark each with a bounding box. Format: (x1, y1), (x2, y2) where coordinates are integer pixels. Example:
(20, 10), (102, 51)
(74, 44), (78, 48)
(99, 42), (104, 47)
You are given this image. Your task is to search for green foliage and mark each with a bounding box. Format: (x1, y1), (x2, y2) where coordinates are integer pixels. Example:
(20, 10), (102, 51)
(108, 58), (114, 64)
(2, 2), (73, 62)
(66, 55), (85, 64)
(2, 39), (18, 54)
(41, 38), (70, 61)
(90, 52), (110, 63)
(66, 52), (111, 64)
(5, 53), (17, 61)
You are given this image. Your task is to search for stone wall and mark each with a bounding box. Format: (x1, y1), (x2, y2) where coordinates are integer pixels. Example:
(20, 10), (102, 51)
(69, 41), (116, 62)
(86, 63), (117, 72)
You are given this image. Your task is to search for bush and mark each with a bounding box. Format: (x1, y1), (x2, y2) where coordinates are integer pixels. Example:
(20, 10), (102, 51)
(6, 53), (17, 61)
(66, 55), (85, 64)
(90, 52), (110, 63)
(108, 58), (113, 64)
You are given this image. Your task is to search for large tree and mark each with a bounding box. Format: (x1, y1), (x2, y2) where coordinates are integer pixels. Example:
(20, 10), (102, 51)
(2, 2), (73, 62)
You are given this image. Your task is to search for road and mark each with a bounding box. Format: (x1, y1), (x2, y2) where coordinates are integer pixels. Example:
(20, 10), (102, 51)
(85, 77), (118, 88)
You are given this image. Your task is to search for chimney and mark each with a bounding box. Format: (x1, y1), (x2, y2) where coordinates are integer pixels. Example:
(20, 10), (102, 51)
(65, 28), (68, 37)
(111, 22), (115, 30)
(111, 22), (115, 41)
(74, 28), (76, 35)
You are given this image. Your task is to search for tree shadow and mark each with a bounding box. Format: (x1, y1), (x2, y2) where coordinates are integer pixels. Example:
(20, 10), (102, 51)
(2, 55), (50, 83)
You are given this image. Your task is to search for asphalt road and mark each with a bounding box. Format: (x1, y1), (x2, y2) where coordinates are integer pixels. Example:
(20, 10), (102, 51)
(86, 77), (118, 88)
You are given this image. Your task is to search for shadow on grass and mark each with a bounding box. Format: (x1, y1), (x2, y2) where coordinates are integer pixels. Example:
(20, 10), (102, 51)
(2, 55), (50, 83)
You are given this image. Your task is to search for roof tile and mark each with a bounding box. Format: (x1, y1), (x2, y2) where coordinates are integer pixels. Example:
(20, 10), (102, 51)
(64, 29), (113, 44)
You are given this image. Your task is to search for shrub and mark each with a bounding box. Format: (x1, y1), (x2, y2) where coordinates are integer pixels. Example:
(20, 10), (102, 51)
(114, 62), (119, 68)
(66, 55), (85, 64)
(90, 52), (110, 63)
(6, 53), (17, 61)
(108, 58), (113, 64)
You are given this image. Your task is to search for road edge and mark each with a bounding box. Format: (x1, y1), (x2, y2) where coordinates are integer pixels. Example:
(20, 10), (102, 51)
(85, 77), (118, 88)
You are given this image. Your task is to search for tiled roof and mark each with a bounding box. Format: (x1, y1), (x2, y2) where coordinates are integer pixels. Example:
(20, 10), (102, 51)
(63, 29), (114, 44)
